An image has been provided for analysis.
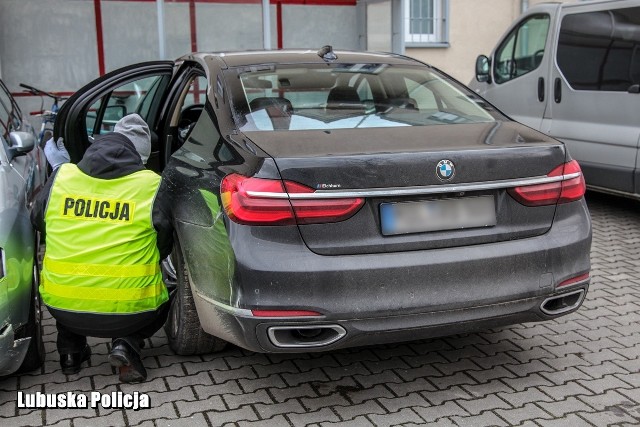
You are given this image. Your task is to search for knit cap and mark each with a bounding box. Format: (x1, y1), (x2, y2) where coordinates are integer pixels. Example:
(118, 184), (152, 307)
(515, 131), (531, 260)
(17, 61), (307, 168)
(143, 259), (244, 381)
(113, 113), (151, 164)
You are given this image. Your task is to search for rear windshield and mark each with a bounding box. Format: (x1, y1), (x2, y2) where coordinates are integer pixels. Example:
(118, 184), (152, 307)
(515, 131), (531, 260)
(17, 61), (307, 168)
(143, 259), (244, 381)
(228, 64), (499, 132)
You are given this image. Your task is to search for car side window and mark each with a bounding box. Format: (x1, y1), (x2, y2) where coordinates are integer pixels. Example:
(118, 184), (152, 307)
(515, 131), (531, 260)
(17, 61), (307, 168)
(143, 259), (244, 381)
(356, 78), (373, 101)
(494, 14), (550, 84)
(173, 75), (207, 142)
(181, 76), (208, 110)
(557, 7), (640, 91)
(85, 75), (166, 137)
(404, 77), (437, 110)
(161, 71), (211, 167)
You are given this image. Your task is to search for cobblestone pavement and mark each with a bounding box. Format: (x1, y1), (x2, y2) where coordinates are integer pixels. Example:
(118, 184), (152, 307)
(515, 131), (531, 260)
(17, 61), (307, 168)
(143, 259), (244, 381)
(1, 192), (639, 426)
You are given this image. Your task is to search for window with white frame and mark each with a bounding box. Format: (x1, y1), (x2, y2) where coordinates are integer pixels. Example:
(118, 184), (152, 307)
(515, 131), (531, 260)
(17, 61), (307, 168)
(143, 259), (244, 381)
(405, 0), (448, 45)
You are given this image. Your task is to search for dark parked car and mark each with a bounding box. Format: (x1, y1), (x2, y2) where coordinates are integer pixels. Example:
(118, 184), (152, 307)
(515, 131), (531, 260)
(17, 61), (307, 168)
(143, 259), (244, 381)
(0, 79), (47, 375)
(54, 48), (592, 354)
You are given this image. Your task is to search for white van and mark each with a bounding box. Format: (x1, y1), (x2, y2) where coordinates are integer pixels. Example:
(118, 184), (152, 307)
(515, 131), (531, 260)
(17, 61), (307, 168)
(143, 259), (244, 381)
(469, 0), (640, 198)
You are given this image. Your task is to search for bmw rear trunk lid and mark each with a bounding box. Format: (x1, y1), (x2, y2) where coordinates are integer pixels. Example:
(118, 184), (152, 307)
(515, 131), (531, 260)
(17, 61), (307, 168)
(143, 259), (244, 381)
(242, 121), (569, 255)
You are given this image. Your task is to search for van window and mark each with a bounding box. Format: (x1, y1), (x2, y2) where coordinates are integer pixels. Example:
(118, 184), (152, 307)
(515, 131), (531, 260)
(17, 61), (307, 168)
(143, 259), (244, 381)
(494, 14), (550, 84)
(557, 7), (640, 91)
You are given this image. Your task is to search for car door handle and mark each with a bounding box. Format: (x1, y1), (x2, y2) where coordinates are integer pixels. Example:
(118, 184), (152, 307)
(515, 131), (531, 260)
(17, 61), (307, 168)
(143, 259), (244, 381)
(538, 77), (545, 102)
(554, 78), (562, 103)
(628, 84), (640, 94)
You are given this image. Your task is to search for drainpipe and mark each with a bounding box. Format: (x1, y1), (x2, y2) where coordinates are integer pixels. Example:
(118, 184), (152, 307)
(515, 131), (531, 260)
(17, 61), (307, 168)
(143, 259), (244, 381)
(262, 0), (271, 50)
(391, 0), (404, 54)
(521, 0), (529, 14)
(157, 0), (166, 59)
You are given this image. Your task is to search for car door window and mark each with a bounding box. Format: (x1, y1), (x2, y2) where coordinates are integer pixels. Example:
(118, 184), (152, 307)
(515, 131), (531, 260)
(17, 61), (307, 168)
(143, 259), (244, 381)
(181, 75), (208, 110)
(167, 74), (208, 149)
(404, 77), (437, 110)
(494, 14), (550, 84)
(86, 75), (166, 137)
(557, 7), (640, 91)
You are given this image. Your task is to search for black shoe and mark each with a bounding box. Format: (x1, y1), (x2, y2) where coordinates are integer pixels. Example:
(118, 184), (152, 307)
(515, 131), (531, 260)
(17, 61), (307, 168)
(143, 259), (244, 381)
(108, 340), (147, 383)
(60, 345), (91, 375)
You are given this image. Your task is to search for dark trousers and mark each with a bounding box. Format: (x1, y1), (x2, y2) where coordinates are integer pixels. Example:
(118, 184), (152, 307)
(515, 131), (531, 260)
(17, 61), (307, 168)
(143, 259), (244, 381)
(56, 302), (170, 355)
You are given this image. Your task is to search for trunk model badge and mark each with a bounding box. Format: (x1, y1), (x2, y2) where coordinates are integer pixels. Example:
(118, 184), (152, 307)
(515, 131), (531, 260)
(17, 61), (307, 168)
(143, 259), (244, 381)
(436, 159), (455, 181)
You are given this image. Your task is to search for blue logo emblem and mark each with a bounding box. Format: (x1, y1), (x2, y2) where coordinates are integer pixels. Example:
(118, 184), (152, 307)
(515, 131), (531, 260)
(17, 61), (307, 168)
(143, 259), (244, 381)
(436, 160), (455, 181)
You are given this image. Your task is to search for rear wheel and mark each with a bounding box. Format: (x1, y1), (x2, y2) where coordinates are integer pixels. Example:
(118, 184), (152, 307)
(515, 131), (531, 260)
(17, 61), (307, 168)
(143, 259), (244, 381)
(18, 262), (45, 373)
(164, 240), (227, 355)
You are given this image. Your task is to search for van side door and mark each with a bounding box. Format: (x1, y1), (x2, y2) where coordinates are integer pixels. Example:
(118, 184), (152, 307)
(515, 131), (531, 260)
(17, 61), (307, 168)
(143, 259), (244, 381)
(548, 3), (640, 195)
(474, 6), (557, 130)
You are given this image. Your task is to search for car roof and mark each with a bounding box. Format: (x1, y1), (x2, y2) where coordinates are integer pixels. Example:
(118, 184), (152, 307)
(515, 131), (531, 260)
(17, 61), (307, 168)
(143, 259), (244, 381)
(190, 49), (425, 68)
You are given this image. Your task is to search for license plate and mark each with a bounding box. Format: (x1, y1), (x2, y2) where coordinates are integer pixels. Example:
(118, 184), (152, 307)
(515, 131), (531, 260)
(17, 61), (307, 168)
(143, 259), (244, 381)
(380, 196), (497, 236)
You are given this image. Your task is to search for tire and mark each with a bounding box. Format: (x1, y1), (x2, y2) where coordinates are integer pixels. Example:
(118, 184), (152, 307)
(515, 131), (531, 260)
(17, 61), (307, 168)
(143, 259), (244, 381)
(18, 262), (45, 373)
(164, 239), (227, 355)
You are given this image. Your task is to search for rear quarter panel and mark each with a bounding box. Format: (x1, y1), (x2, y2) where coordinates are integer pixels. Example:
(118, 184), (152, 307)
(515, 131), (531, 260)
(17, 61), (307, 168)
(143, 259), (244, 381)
(0, 162), (34, 333)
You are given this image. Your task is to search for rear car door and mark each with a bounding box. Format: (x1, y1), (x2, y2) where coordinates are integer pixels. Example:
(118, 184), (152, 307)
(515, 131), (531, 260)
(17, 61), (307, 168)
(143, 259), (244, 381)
(54, 61), (175, 172)
(480, 6), (557, 129)
(547, 3), (640, 194)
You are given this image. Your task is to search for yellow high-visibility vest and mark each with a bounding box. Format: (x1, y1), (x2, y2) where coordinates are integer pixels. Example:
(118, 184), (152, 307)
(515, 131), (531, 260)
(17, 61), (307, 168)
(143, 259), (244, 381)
(40, 163), (168, 314)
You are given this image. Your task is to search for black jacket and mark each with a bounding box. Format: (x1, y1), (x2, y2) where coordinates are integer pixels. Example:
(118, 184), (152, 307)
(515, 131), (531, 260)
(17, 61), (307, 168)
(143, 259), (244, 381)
(31, 132), (173, 259)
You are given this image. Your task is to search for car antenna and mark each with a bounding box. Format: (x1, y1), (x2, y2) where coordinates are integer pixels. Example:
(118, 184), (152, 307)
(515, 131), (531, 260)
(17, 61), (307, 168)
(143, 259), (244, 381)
(317, 45), (337, 61)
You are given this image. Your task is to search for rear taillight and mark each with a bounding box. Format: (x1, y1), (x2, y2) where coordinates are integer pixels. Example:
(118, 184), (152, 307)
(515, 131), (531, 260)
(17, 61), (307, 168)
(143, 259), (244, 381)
(220, 174), (364, 225)
(508, 160), (586, 206)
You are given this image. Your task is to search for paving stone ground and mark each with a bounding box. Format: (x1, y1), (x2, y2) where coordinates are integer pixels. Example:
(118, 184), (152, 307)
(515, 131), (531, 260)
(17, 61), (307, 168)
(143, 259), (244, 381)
(1, 192), (639, 426)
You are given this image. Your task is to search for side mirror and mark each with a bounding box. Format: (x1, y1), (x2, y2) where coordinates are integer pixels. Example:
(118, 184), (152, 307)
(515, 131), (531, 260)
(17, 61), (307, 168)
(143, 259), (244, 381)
(475, 55), (492, 83)
(8, 131), (36, 157)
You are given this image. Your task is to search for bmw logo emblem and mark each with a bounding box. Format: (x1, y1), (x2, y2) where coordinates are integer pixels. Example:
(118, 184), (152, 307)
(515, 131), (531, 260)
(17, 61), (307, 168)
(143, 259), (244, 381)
(436, 160), (455, 181)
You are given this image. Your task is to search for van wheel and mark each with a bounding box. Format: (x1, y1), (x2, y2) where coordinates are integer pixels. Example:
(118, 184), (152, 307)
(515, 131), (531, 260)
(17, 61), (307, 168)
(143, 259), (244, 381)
(18, 263), (45, 373)
(164, 240), (227, 355)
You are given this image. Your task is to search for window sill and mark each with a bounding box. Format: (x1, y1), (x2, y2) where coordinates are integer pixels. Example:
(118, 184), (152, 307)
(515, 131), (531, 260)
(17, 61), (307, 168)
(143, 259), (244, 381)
(405, 42), (450, 49)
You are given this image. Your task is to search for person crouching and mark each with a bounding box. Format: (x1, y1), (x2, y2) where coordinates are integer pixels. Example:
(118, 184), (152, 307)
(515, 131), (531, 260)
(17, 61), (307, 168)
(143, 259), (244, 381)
(31, 114), (173, 383)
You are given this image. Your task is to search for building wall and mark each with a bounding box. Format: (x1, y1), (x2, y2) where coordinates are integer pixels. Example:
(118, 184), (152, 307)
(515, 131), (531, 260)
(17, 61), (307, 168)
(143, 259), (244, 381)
(0, 0), (100, 93)
(404, 0), (578, 84)
(367, 2), (392, 52)
(0, 0), (357, 122)
(283, 5), (358, 50)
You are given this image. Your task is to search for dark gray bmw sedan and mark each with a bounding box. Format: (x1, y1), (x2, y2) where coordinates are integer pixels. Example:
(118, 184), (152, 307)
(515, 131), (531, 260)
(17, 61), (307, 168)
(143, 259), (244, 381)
(56, 48), (592, 354)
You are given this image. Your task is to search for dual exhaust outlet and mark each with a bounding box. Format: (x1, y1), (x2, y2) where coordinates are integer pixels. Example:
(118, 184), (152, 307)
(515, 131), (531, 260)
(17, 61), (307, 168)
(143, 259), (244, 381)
(267, 324), (346, 348)
(540, 288), (585, 315)
(265, 289), (585, 348)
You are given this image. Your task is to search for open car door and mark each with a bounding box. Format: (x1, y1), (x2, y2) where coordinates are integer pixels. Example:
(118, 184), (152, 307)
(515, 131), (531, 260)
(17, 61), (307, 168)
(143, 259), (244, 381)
(54, 61), (175, 172)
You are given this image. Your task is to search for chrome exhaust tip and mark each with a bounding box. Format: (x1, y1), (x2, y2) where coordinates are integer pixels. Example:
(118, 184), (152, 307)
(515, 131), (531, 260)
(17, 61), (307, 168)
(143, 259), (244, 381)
(267, 325), (347, 348)
(540, 289), (585, 315)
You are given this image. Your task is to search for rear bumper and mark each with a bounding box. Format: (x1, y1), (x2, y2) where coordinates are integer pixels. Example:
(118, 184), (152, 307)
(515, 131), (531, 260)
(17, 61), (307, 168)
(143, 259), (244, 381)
(189, 200), (591, 352)
(194, 284), (589, 352)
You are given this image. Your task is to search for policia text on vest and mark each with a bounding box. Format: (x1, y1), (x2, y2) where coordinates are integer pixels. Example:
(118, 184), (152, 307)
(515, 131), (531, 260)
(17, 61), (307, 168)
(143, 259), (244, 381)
(41, 163), (168, 316)
(62, 196), (134, 222)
